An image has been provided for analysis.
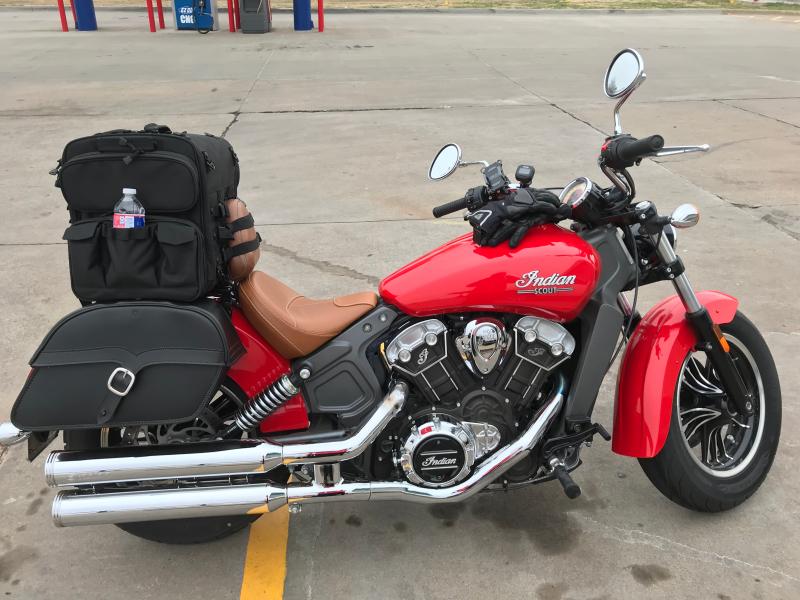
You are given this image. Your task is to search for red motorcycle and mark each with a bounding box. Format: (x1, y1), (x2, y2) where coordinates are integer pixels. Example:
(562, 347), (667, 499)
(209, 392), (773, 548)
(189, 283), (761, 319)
(0, 49), (781, 544)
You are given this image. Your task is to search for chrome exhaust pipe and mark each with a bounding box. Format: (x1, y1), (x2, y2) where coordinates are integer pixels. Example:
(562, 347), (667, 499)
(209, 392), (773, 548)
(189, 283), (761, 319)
(52, 380), (563, 527)
(53, 484), (288, 527)
(45, 382), (408, 488)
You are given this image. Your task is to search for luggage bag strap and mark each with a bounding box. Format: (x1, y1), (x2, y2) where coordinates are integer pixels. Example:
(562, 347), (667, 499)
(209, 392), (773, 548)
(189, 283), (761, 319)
(32, 348), (225, 425)
(223, 233), (262, 262)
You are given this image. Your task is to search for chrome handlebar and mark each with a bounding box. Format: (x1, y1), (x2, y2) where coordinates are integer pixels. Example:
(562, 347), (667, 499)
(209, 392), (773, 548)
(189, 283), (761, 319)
(654, 144), (710, 158)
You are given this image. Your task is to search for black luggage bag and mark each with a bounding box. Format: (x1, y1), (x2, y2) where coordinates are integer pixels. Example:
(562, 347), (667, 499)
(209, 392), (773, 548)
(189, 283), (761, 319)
(55, 124), (243, 303)
(11, 301), (244, 431)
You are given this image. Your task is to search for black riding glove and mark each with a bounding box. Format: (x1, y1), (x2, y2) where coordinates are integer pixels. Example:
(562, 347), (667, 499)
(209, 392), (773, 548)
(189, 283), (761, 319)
(469, 188), (570, 248)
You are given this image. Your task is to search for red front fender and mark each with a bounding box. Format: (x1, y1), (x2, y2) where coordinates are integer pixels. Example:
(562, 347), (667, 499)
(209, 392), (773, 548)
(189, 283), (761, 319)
(612, 291), (738, 458)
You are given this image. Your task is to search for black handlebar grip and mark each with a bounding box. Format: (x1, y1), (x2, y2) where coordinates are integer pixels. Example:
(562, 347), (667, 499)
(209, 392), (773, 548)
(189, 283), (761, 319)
(617, 134), (664, 164)
(432, 197), (469, 218)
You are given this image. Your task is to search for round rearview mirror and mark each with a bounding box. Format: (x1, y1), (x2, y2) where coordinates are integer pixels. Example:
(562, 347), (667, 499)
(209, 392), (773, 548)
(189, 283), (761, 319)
(429, 144), (462, 181)
(604, 49), (645, 99)
(670, 203), (700, 229)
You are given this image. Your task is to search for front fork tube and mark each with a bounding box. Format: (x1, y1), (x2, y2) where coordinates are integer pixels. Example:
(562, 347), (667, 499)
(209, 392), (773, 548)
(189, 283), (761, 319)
(654, 231), (754, 417)
(617, 291), (640, 337)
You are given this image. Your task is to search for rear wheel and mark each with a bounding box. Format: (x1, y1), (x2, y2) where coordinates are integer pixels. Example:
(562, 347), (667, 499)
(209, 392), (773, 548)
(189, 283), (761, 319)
(63, 381), (264, 544)
(639, 312), (781, 512)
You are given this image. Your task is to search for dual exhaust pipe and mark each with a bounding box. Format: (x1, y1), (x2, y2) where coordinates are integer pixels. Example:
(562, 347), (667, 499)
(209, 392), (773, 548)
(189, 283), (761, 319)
(45, 378), (565, 527)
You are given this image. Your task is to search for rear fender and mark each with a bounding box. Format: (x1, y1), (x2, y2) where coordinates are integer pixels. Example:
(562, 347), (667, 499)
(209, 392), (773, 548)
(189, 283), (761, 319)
(612, 291), (738, 458)
(228, 309), (310, 434)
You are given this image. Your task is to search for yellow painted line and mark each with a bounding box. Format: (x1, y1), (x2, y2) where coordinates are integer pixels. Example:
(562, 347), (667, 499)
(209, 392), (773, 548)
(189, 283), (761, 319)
(240, 509), (290, 600)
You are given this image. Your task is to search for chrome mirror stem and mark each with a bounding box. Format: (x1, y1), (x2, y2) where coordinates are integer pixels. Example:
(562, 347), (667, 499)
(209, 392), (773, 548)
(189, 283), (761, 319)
(459, 160), (490, 169)
(612, 93), (630, 135)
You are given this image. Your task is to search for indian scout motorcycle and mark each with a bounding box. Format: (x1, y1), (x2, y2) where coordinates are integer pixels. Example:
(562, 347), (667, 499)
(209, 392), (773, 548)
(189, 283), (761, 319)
(0, 49), (781, 544)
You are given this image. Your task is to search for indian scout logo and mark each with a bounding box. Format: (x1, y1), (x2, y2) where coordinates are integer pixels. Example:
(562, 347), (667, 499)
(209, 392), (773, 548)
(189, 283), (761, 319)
(515, 270), (576, 295)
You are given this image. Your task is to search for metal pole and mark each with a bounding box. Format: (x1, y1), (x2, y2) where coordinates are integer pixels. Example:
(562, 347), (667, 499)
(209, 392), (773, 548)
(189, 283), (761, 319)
(145, 0), (156, 32)
(156, 0), (165, 29)
(57, 0), (69, 31)
(227, 0), (235, 32)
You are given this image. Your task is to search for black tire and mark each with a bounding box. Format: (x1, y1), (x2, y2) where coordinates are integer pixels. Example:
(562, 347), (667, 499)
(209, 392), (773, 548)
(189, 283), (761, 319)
(62, 382), (264, 544)
(638, 311), (781, 512)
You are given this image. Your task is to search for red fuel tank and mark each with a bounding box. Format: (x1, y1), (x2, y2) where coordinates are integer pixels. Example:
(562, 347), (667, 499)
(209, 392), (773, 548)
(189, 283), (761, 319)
(379, 224), (601, 322)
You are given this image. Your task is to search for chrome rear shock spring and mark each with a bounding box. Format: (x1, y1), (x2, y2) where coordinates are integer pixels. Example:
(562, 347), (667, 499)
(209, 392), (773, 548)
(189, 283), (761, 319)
(232, 374), (299, 431)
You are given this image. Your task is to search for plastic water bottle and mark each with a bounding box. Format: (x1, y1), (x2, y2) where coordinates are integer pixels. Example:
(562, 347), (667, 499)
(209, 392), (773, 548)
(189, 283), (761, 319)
(113, 188), (145, 229)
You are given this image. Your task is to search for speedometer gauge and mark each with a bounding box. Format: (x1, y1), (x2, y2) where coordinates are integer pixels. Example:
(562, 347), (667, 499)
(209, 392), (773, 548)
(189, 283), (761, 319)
(559, 177), (594, 207)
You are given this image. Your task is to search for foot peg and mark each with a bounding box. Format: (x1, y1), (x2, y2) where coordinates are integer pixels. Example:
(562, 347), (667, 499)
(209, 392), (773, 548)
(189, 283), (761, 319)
(594, 422), (611, 442)
(549, 458), (581, 499)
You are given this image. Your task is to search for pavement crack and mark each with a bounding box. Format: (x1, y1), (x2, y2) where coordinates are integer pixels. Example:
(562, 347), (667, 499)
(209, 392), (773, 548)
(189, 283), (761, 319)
(223, 49), (275, 136)
(254, 215), (458, 226)
(220, 112), (239, 139)
(466, 48), (607, 135)
(760, 213), (800, 241)
(576, 514), (800, 587)
(546, 100), (607, 135)
(244, 105), (449, 114)
(0, 241), (64, 247)
(716, 99), (800, 130)
(261, 241), (380, 286)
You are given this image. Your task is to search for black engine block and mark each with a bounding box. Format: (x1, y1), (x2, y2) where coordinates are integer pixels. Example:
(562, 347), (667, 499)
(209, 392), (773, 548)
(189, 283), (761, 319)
(372, 315), (576, 483)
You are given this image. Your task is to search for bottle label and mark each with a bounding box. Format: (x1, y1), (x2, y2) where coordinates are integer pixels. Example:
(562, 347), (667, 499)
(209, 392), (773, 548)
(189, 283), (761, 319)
(113, 213), (145, 229)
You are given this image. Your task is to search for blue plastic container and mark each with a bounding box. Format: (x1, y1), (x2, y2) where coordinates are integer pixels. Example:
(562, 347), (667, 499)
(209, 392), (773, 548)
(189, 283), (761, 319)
(173, 0), (216, 31)
(74, 0), (98, 31)
(293, 0), (314, 31)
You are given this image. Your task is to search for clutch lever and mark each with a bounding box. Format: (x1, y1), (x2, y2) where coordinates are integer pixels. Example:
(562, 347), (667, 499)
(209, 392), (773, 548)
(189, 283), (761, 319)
(655, 144), (710, 157)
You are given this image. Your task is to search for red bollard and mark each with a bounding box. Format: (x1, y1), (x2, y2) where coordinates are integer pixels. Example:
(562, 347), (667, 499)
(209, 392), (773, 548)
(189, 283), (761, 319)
(318, 0), (324, 32)
(57, 0), (69, 31)
(227, 0), (235, 32)
(68, 0), (76, 27)
(156, 0), (165, 29)
(145, 0), (156, 32)
(233, 0), (240, 30)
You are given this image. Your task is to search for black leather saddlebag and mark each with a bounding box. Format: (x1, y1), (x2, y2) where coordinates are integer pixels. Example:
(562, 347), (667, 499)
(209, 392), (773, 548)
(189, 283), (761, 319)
(11, 302), (244, 431)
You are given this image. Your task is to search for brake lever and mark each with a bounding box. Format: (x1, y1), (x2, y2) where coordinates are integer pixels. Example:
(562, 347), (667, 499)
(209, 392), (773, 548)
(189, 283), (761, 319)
(655, 144), (710, 157)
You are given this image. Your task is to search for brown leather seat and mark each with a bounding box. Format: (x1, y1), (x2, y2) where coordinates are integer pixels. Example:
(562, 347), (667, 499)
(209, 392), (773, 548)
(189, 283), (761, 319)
(239, 271), (379, 359)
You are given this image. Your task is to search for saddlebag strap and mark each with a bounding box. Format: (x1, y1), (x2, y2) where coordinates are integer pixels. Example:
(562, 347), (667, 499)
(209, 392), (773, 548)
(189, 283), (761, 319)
(32, 348), (226, 424)
(228, 213), (255, 233)
(97, 368), (136, 425)
(224, 233), (261, 261)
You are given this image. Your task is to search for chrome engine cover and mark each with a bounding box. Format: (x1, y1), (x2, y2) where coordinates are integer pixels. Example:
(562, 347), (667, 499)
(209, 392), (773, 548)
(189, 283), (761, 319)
(385, 319), (448, 376)
(513, 317), (576, 371)
(456, 318), (510, 376)
(399, 417), (501, 488)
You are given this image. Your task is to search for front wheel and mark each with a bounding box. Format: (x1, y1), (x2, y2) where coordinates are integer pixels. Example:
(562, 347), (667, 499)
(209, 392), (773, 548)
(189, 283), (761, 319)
(639, 311), (781, 512)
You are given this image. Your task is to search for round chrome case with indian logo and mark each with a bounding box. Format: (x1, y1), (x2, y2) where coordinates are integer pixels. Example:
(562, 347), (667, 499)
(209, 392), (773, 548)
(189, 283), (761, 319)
(400, 418), (477, 488)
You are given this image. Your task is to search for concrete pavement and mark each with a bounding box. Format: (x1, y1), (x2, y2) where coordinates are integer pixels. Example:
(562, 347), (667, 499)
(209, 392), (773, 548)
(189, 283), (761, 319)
(0, 9), (798, 600)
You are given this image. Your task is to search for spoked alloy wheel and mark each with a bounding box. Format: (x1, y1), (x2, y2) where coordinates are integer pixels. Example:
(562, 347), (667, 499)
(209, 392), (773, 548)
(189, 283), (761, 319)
(64, 381), (267, 544)
(639, 312), (781, 512)
(676, 335), (764, 478)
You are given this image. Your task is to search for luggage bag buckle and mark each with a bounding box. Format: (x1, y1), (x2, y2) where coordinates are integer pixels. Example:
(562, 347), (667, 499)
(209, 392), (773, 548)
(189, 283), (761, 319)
(107, 368), (136, 397)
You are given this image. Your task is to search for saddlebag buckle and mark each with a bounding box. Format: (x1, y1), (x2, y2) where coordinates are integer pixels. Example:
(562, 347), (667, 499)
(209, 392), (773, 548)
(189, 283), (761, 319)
(107, 367), (136, 397)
